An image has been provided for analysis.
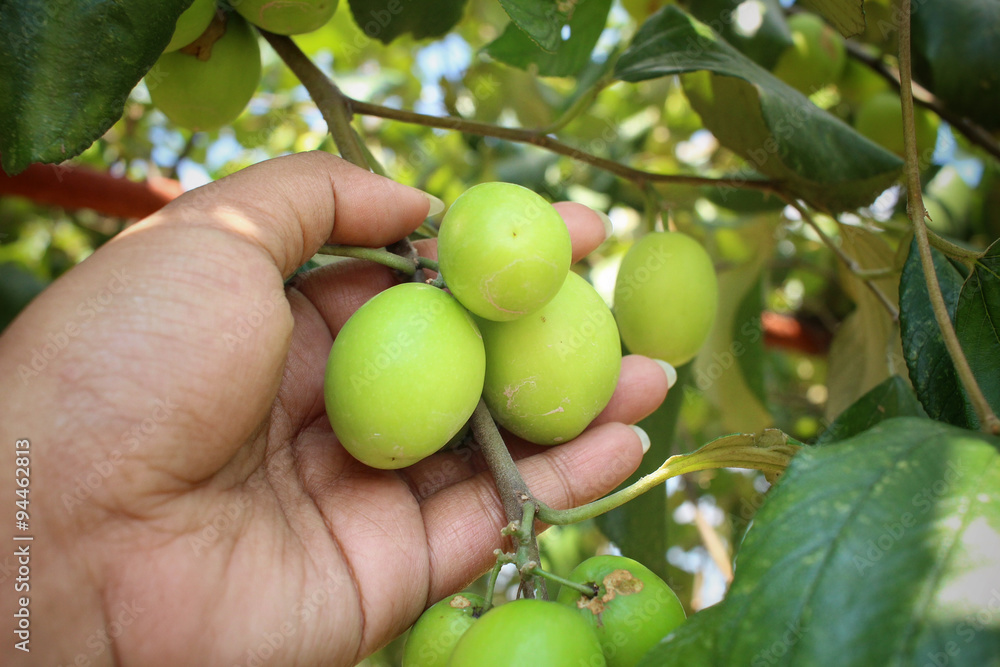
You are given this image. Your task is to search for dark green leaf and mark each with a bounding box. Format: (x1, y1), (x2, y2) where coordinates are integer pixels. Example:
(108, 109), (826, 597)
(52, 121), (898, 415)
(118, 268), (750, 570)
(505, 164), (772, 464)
(955, 239), (1000, 428)
(685, 0), (793, 70)
(816, 375), (927, 445)
(911, 0), (1000, 130)
(496, 0), (572, 52)
(899, 237), (971, 427)
(485, 0), (611, 78)
(701, 181), (786, 213)
(647, 418), (1000, 665)
(347, 0), (469, 44)
(733, 275), (766, 405)
(798, 0), (865, 38)
(596, 362), (691, 581)
(614, 6), (903, 211)
(0, 0), (191, 175)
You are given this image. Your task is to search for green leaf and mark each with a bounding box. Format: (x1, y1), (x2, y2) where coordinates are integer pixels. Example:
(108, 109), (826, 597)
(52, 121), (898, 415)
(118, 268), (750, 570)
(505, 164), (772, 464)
(685, 0), (793, 70)
(816, 375), (927, 445)
(496, 0), (573, 52)
(643, 417), (1000, 666)
(733, 275), (767, 406)
(798, 0), (865, 38)
(0, 0), (191, 175)
(701, 181), (786, 213)
(911, 0), (1000, 131)
(955, 239), (1000, 428)
(596, 362), (691, 581)
(347, 0), (469, 43)
(824, 226), (901, 420)
(485, 0), (611, 78)
(0, 262), (48, 334)
(614, 6), (903, 211)
(899, 237), (971, 427)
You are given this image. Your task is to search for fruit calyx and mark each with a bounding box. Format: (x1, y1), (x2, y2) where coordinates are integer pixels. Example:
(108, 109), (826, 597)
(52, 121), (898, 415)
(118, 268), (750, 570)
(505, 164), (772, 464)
(180, 9), (227, 61)
(576, 569), (644, 617)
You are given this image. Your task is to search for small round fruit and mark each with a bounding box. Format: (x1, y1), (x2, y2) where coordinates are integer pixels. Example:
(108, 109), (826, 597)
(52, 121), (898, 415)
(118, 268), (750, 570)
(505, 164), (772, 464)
(324, 283), (485, 469)
(557, 556), (686, 667)
(233, 0), (339, 35)
(614, 232), (717, 367)
(478, 272), (621, 445)
(854, 90), (939, 158)
(164, 0), (216, 52)
(771, 13), (846, 94)
(438, 182), (572, 322)
(449, 599), (606, 667)
(403, 593), (485, 667)
(147, 14), (261, 131)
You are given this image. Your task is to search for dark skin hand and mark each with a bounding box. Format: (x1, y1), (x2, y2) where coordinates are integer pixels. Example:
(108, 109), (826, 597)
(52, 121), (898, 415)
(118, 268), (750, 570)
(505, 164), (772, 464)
(0, 152), (669, 666)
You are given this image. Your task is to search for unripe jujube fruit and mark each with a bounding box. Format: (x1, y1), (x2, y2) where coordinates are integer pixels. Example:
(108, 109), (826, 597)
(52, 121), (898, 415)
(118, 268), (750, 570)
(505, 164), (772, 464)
(771, 13), (845, 94)
(854, 90), (939, 158)
(147, 14), (261, 131)
(324, 283), (485, 469)
(614, 232), (717, 367)
(478, 272), (621, 445)
(233, 0), (339, 35)
(557, 555), (686, 667)
(403, 593), (485, 667)
(438, 182), (572, 322)
(164, 0), (216, 52)
(448, 599), (606, 667)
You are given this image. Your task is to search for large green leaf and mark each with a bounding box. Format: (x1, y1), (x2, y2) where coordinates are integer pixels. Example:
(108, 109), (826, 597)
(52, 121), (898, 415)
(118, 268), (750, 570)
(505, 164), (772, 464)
(798, 0), (865, 38)
(899, 238), (971, 427)
(685, 0), (792, 70)
(347, 0), (468, 43)
(825, 226), (901, 420)
(955, 239), (1000, 429)
(614, 6), (903, 212)
(596, 362), (691, 581)
(0, 0), (191, 175)
(816, 374), (926, 445)
(640, 417), (1000, 666)
(485, 0), (611, 78)
(496, 0), (573, 52)
(911, 0), (1000, 130)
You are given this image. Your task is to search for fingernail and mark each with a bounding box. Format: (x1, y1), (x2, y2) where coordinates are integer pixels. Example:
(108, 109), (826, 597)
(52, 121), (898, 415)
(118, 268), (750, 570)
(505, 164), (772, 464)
(418, 190), (445, 217)
(654, 359), (678, 391)
(630, 425), (651, 455)
(594, 209), (614, 240)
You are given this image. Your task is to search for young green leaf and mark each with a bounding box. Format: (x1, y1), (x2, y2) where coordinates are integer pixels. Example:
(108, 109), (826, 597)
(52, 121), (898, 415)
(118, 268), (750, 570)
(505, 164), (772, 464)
(955, 239), (1000, 428)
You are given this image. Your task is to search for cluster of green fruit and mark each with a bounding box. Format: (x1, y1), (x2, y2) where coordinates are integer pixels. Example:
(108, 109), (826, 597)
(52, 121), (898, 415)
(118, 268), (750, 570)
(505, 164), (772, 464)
(402, 555), (687, 667)
(145, 0), (339, 131)
(322, 182), (719, 470)
(322, 183), (717, 468)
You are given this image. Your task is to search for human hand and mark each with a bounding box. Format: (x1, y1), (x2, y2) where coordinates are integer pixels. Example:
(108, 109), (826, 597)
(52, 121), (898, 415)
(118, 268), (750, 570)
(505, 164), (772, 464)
(0, 152), (671, 666)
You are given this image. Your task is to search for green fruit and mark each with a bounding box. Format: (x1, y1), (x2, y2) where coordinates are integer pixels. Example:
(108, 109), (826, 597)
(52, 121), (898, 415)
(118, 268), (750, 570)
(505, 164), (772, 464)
(557, 556), (686, 667)
(771, 13), (846, 94)
(438, 183), (571, 322)
(614, 232), (717, 367)
(164, 0), (216, 52)
(478, 272), (621, 445)
(147, 14), (261, 131)
(324, 283), (485, 469)
(449, 599), (606, 667)
(854, 90), (939, 158)
(403, 593), (486, 667)
(233, 0), (338, 35)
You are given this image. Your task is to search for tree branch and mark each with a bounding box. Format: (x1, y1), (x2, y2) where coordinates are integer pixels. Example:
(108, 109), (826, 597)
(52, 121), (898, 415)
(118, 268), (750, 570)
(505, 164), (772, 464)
(897, 1), (1000, 435)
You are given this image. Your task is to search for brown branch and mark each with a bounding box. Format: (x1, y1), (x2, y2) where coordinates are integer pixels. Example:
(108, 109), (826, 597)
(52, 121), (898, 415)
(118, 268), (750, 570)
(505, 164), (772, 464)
(844, 41), (1000, 162)
(344, 97), (783, 194)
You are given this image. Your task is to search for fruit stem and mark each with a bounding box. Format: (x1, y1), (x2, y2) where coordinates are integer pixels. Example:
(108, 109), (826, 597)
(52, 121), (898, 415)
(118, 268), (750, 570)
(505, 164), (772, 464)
(897, 0), (1000, 436)
(470, 400), (547, 599)
(520, 562), (596, 598)
(417, 257), (440, 273)
(482, 551), (513, 613)
(315, 244), (417, 274)
(536, 430), (801, 525)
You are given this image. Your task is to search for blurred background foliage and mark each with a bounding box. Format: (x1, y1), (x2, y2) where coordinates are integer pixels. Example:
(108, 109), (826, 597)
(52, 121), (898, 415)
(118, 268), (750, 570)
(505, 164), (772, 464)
(2, 0), (998, 663)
